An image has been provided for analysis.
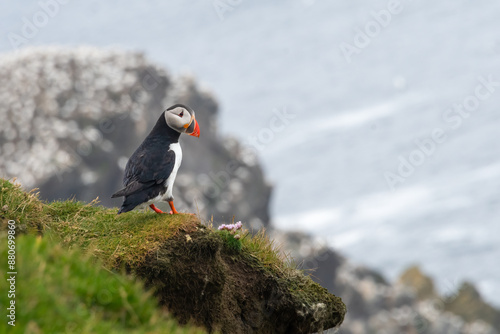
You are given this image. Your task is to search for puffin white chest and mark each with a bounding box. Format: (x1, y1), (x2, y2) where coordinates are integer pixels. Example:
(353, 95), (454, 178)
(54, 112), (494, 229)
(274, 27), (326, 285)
(164, 142), (182, 199)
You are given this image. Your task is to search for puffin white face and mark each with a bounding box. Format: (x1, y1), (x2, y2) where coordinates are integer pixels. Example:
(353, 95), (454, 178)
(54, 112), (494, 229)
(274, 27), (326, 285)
(164, 104), (200, 137)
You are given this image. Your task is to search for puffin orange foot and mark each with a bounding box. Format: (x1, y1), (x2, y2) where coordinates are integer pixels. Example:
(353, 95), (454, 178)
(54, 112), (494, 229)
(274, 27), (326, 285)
(149, 204), (165, 214)
(168, 201), (179, 215)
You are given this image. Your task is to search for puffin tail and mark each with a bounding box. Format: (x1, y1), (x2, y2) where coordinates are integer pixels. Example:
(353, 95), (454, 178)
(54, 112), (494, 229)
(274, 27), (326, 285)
(111, 188), (127, 198)
(111, 180), (154, 198)
(117, 206), (129, 214)
(115, 191), (151, 215)
(116, 201), (137, 215)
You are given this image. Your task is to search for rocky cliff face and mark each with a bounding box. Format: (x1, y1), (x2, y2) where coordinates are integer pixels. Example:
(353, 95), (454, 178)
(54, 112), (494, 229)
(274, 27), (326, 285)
(273, 231), (500, 334)
(0, 46), (270, 229)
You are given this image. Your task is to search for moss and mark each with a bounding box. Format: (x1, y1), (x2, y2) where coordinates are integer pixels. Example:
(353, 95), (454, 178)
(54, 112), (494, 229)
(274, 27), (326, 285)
(0, 178), (346, 333)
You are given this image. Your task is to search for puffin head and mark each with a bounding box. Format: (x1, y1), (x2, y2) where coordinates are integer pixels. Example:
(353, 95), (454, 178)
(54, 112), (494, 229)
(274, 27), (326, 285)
(164, 104), (200, 137)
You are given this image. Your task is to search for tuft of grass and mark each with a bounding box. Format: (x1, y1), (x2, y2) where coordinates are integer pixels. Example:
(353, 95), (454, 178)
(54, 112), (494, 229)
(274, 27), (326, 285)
(217, 229), (242, 252)
(0, 178), (46, 234)
(0, 235), (205, 334)
(240, 228), (295, 275)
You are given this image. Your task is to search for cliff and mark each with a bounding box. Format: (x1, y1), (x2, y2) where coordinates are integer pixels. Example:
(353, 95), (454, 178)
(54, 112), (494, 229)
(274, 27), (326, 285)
(0, 179), (345, 333)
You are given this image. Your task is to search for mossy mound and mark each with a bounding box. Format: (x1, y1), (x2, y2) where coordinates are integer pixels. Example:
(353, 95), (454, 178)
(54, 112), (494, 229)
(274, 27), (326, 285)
(0, 179), (345, 333)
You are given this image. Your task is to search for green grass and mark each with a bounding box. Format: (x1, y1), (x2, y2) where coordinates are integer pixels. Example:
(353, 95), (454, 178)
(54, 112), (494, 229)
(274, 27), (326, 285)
(0, 179), (205, 333)
(217, 229), (243, 251)
(46, 201), (200, 268)
(1, 179), (199, 267)
(1, 179), (291, 274)
(240, 228), (295, 274)
(0, 235), (205, 334)
(0, 178), (45, 234)
(0, 178), (346, 333)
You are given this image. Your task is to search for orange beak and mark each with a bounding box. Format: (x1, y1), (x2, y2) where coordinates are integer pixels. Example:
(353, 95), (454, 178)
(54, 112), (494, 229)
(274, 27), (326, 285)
(189, 118), (200, 138)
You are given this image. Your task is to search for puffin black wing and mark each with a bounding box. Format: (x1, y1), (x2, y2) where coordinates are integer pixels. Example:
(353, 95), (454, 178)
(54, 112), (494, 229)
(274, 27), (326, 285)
(112, 138), (176, 213)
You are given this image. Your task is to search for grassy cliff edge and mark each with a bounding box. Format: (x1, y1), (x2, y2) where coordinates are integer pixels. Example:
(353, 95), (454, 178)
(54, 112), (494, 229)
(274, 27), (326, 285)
(0, 179), (345, 333)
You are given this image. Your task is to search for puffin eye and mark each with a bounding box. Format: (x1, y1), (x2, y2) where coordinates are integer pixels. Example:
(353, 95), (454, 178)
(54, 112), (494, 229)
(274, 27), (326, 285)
(179, 111), (184, 117)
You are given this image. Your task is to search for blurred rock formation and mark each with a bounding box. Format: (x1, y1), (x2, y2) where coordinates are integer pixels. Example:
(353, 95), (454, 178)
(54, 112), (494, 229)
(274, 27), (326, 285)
(0, 46), (270, 228)
(274, 231), (500, 334)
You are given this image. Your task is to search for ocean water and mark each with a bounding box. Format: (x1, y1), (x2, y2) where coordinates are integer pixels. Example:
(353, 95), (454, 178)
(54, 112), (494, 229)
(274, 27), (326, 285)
(2, 0), (500, 305)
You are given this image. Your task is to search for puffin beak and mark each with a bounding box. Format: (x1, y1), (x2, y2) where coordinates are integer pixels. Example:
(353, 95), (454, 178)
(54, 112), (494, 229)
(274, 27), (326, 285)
(189, 118), (200, 138)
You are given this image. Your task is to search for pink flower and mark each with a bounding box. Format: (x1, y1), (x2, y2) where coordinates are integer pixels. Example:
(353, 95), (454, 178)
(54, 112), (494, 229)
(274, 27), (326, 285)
(217, 221), (243, 233)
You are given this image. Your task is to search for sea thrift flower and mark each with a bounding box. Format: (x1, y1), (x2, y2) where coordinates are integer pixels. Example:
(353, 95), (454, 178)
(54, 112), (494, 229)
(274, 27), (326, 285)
(217, 221), (243, 233)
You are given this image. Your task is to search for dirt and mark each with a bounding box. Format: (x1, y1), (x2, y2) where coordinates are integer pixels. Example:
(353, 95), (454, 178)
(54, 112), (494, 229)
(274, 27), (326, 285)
(133, 226), (345, 333)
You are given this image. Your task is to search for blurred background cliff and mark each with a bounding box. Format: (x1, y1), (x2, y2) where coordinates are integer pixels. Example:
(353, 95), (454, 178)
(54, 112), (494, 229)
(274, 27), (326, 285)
(1, 1), (500, 333)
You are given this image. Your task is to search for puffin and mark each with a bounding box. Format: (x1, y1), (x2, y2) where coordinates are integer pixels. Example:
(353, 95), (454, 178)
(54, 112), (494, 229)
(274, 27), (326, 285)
(111, 104), (200, 214)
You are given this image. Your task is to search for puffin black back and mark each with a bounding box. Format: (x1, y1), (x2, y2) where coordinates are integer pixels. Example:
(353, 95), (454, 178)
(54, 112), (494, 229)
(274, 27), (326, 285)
(112, 104), (200, 215)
